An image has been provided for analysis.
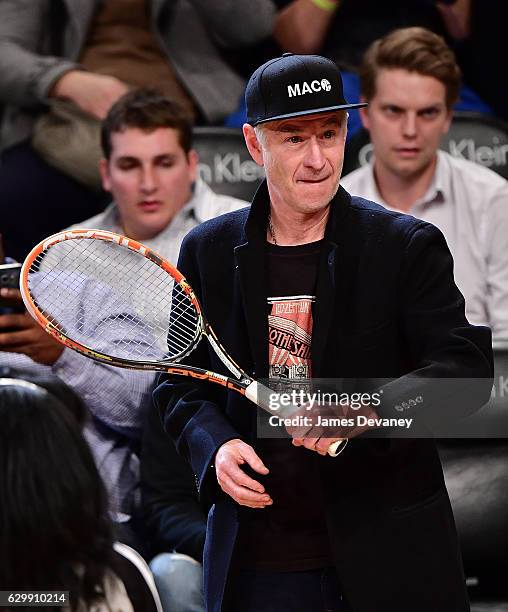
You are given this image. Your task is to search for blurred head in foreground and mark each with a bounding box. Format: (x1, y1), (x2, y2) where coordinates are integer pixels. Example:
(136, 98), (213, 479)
(0, 377), (114, 611)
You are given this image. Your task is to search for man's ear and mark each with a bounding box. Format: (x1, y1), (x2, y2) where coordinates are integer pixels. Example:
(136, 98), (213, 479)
(99, 158), (112, 192)
(242, 123), (264, 166)
(187, 149), (199, 183)
(442, 108), (453, 136)
(359, 96), (370, 131)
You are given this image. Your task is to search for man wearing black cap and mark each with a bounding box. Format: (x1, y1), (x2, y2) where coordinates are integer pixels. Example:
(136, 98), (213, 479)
(155, 53), (493, 612)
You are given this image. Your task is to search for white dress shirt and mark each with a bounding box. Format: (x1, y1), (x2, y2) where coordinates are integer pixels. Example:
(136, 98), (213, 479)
(342, 151), (508, 340)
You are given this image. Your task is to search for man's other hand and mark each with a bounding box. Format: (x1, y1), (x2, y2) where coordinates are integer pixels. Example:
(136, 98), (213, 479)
(215, 439), (272, 509)
(0, 288), (64, 365)
(289, 400), (380, 455)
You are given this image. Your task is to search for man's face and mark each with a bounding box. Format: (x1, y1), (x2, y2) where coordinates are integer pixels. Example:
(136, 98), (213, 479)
(243, 111), (347, 215)
(100, 127), (198, 241)
(360, 68), (452, 180)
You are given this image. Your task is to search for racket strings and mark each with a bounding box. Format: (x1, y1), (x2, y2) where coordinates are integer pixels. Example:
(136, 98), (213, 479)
(168, 293), (203, 338)
(38, 242), (157, 351)
(27, 238), (200, 363)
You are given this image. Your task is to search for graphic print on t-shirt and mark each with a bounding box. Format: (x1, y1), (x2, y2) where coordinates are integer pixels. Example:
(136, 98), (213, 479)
(267, 294), (314, 380)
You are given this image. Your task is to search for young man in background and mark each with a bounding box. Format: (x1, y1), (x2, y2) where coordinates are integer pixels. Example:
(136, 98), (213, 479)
(342, 27), (508, 339)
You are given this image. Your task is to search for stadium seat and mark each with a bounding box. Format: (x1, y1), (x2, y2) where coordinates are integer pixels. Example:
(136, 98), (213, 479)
(193, 127), (264, 202)
(343, 112), (508, 180)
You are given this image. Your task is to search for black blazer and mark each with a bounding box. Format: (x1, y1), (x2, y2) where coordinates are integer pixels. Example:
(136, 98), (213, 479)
(155, 182), (493, 612)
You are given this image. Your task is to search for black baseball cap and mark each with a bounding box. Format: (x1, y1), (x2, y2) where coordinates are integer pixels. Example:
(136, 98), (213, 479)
(245, 53), (367, 127)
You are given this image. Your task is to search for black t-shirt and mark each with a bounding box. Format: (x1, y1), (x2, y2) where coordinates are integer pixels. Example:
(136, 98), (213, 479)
(235, 240), (333, 571)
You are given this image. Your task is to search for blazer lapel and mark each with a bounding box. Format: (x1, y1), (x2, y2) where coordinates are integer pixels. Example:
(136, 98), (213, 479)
(311, 187), (354, 376)
(234, 242), (269, 379)
(312, 241), (338, 377)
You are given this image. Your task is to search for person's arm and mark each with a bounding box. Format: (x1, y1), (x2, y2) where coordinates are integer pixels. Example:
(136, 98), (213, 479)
(436, 0), (471, 41)
(0, 289), (65, 365)
(273, 0), (340, 55)
(289, 219), (493, 453)
(0, 321), (154, 438)
(52, 285), (158, 438)
(0, 0), (128, 118)
(0, 0), (78, 105)
(53, 349), (155, 439)
(0, 287), (155, 438)
(155, 368), (272, 508)
(49, 71), (129, 120)
(187, 0), (276, 47)
(375, 221), (493, 429)
(154, 230), (270, 508)
(482, 183), (508, 341)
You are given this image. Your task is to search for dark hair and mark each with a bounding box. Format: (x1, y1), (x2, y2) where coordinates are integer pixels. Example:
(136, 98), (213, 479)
(101, 88), (194, 158)
(0, 380), (114, 611)
(360, 27), (461, 109)
(6, 370), (87, 426)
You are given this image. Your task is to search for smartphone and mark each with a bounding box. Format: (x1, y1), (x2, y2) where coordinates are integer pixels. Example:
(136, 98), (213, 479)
(0, 262), (24, 313)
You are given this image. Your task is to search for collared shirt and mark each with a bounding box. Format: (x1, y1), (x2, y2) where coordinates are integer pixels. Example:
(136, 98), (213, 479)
(1, 179), (247, 518)
(77, 178), (248, 264)
(341, 151), (508, 340)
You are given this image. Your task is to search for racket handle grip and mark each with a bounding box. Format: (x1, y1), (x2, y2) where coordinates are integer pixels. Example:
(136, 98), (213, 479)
(327, 439), (348, 457)
(245, 382), (348, 459)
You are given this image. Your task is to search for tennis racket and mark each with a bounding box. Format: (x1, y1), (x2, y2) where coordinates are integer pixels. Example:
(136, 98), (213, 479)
(20, 229), (347, 457)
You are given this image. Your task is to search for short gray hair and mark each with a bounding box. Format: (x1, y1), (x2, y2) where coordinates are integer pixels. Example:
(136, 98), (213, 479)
(253, 124), (267, 147)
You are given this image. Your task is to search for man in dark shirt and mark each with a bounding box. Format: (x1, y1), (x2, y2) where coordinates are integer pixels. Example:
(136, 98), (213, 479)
(155, 53), (493, 612)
